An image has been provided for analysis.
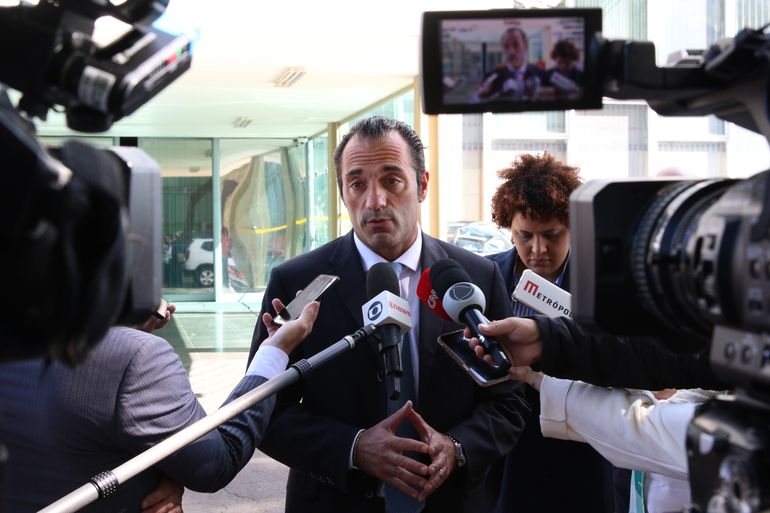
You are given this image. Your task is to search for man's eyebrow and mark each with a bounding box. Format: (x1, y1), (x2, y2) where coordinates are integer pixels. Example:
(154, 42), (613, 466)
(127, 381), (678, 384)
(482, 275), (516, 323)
(381, 164), (406, 173)
(345, 165), (406, 177)
(344, 168), (363, 179)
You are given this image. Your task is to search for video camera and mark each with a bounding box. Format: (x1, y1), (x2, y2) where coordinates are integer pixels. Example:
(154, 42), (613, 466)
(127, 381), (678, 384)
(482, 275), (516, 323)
(0, 0), (191, 364)
(421, 8), (770, 513)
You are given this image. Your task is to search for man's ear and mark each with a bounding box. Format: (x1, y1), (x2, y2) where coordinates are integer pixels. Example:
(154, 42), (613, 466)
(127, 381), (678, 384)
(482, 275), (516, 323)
(418, 171), (429, 202)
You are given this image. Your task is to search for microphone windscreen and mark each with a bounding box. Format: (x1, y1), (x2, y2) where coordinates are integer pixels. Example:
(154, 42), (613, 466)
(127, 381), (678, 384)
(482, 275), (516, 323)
(428, 259), (470, 297)
(366, 262), (400, 300)
(417, 268), (452, 321)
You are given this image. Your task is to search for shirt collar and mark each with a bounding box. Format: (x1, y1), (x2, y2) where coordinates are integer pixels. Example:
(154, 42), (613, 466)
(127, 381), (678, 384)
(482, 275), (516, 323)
(353, 225), (423, 273)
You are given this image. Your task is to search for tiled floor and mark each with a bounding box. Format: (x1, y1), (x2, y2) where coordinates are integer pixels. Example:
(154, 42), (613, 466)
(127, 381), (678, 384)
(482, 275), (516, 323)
(155, 300), (289, 512)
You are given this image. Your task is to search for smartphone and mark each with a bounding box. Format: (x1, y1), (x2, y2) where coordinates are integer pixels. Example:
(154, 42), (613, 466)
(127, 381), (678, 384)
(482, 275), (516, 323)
(438, 329), (510, 387)
(153, 298), (169, 320)
(273, 274), (340, 325)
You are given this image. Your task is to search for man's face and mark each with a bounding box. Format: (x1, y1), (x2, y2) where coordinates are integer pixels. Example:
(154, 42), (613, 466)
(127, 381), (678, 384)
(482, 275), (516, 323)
(510, 212), (570, 282)
(340, 132), (427, 261)
(502, 31), (528, 68)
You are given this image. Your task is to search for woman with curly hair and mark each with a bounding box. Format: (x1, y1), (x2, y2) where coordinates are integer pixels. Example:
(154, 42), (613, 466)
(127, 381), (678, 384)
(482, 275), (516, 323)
(486, 152), (622, 513)
(489, 151), (580, 314)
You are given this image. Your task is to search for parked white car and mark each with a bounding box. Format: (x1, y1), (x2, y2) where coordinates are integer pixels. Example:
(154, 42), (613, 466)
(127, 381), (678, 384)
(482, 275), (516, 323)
(184, 238), (215, 287)
(183, 237), (249, 291)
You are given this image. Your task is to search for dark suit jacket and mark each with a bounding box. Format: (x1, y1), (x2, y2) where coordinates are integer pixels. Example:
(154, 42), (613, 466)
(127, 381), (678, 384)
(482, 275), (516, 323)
(487, 248), (614, 513)
(0, 327), (273, 513)
(481, 63), (549, 100)
(249, 232), (528, 513)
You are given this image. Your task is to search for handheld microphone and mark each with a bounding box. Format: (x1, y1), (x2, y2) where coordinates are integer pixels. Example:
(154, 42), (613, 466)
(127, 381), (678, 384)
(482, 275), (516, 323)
(425, 259), (511, 370)
(512, 268), (572, 318)
(416, 268), (451, 321)
(549, 71), (580, 93)
(362, 262), (413, 400)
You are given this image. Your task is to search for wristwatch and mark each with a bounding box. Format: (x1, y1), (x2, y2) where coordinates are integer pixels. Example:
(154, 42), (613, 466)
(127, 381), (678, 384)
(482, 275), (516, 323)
(446, 434), (467, 468)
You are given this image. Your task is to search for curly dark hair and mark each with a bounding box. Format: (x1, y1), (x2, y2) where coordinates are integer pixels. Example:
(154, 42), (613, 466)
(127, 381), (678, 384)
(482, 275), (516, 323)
(551, 40), (580, 62)
(490, 152), (582, 229)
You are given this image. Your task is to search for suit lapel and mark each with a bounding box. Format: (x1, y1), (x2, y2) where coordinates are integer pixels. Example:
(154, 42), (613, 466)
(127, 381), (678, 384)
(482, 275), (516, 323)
(327, 233), (378, 360)
(327, 233), (367, 326)
(417, 234), (452, 405)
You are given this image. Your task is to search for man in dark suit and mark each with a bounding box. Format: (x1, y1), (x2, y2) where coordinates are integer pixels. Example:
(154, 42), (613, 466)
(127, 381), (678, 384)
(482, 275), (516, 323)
(0, 301), (318, 513)
(474, 27), (549, 102)
(248, 115), (528, 513)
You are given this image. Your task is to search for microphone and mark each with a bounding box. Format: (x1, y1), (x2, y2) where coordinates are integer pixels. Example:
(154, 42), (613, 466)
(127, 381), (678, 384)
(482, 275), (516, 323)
(422, 259), (511, 370)
(549, 71), (580, 92)
(362, 262), (413, 400)
(511, 268), (572, 318)
(416, 268), (451, 321)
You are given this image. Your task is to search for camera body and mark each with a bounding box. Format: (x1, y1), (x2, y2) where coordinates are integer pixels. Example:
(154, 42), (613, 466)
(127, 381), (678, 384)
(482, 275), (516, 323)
(0, 0), (190, 364)
(421, 8), (770, 512)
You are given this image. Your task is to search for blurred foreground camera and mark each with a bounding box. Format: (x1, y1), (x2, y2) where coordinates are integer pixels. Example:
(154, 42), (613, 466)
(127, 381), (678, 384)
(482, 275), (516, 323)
(0, 0), (191, 132)
(0, 0), (191, 364)
(421, 8), (770, 512)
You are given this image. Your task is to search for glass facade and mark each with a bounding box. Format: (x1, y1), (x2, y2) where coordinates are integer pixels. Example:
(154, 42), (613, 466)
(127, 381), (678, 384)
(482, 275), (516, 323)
(217, 139), (319, 295)
(128, 137), (329, 301)
(139, 139), (215, 299)
(308, 134), (331, 249)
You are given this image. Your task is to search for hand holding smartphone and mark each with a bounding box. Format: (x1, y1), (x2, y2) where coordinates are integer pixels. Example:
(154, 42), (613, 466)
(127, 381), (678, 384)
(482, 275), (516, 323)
(438, 329), (510, 387)
(153, 298), (169, 320)
(273, 274), (340, 325)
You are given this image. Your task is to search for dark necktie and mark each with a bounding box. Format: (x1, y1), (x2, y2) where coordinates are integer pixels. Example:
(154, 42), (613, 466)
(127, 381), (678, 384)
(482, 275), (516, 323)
(383, 262), (424, 513)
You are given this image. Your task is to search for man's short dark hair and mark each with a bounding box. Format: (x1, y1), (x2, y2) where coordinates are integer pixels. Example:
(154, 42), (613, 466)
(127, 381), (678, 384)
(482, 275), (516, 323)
(333, 115), (426, 198)
(502, 27), (528, 47)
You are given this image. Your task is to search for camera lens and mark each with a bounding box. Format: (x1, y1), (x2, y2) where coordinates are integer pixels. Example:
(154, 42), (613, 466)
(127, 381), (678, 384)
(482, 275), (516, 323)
(630, 179), (735, 344)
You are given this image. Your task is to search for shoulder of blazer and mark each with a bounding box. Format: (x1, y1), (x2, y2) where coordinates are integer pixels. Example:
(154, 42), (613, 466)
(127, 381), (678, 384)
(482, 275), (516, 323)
(271, 233), (353, 276)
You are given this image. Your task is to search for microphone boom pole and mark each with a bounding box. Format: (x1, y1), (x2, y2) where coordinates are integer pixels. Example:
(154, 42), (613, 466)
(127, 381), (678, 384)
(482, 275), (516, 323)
(38, 324), (378, 513)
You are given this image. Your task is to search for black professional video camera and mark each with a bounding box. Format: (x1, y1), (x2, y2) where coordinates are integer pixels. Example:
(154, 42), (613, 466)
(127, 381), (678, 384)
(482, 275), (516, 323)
(421, 9), (770, 513)
(0, 0), (191, 364)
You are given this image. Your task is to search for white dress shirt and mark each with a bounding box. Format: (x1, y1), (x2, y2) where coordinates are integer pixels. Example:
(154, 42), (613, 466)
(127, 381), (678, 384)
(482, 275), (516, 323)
(353, 226), (423, 391)
(538, 375), (696, 480)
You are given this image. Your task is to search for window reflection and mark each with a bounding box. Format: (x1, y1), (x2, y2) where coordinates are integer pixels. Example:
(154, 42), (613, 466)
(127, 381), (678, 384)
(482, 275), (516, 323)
(139, 138), (214, 298)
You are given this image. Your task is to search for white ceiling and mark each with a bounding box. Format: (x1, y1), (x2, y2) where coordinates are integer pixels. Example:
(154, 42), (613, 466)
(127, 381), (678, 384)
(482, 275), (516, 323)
(35, 0), (518, 141)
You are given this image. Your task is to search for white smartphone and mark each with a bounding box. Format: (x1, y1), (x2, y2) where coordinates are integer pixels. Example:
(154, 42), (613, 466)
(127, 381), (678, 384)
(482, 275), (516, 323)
(273, 274), (340, 325)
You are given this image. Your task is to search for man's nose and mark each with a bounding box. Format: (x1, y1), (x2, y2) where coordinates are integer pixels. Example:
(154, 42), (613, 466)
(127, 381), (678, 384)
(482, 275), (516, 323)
(364, 184), (387, 209)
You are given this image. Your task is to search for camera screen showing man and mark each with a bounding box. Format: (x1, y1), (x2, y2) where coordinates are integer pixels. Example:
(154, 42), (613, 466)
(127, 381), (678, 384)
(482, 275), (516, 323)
(438, 16), (587, 106)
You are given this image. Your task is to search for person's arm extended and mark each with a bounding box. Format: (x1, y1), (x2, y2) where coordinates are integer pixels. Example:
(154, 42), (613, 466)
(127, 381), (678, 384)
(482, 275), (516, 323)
(535, 316), (728, 390)
(247, 268), (373, 495)
(470, 315), (729, 390)
(538, 374), (695, 480)
(117, 302), (318, 493)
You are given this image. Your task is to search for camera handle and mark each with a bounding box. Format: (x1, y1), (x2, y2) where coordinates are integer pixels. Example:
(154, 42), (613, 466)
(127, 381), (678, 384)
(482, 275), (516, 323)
(38, 324), (378, 513)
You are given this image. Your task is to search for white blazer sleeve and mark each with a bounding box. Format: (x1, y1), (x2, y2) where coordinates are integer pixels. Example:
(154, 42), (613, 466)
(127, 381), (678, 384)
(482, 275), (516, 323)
(539, 375), (695, 480)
